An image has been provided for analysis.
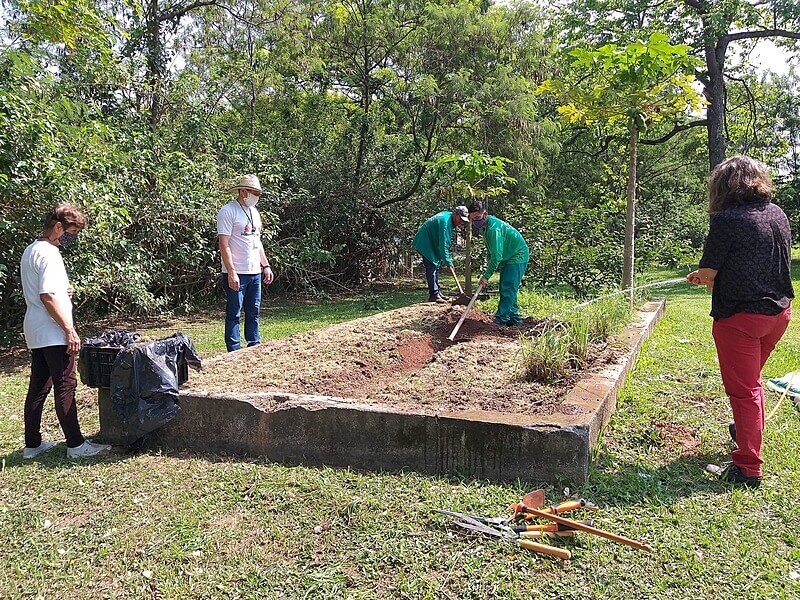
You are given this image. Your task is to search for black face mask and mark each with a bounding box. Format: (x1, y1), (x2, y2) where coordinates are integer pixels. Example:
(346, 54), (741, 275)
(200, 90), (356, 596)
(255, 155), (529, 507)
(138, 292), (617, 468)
(471, 217), (487, 234)
(58, 231), (79, 247)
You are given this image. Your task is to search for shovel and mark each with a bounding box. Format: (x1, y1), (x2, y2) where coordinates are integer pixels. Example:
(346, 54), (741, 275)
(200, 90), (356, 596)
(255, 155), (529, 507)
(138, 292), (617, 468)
(447, 281), (485, 341)
(448, 265), (470, 305)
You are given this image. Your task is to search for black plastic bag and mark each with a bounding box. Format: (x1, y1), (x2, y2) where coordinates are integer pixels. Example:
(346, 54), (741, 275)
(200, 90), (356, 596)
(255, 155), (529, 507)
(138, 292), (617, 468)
(83, 329), (141, 347)
(110, 332), (202, 442)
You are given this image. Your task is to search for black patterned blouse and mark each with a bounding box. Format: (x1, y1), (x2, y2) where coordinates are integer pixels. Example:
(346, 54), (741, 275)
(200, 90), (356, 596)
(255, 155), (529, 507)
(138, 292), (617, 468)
(699, 200), (794, 320)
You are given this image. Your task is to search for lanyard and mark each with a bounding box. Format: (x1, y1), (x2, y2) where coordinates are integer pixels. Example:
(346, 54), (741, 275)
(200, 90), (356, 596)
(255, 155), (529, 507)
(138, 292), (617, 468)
(239, 202), (256, 232)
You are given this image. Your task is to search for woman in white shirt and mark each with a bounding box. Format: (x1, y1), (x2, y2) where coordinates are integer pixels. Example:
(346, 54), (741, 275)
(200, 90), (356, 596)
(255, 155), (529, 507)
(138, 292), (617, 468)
(20, 203), (110, 459)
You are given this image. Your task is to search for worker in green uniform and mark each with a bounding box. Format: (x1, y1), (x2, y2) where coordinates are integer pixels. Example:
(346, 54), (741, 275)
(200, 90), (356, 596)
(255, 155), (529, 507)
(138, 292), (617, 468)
(468, 201), (529, 325)
(412, 206), (470, 303)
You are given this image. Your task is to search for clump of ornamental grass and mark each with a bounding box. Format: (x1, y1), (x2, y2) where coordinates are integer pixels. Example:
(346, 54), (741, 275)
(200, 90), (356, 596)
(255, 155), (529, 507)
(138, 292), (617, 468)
(519, 318), (590, 382)
(578, 294), (633, 341)
(518, 295), (632, 383)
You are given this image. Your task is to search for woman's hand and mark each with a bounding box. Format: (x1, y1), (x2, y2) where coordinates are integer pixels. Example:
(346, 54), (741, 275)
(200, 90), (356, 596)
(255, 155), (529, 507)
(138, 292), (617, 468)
(66, 327), (81, 355)
(686, 268), (717, 292)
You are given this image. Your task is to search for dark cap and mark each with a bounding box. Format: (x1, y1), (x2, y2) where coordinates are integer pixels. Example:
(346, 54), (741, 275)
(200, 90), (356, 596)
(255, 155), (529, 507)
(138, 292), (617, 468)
(467, 200), (484, 213)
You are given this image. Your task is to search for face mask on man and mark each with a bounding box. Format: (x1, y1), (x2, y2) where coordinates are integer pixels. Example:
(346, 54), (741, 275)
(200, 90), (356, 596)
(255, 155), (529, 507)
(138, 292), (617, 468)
(58, 231), (79, 248)
(243, 192), (259, 208)
(471, 217), (487, 232)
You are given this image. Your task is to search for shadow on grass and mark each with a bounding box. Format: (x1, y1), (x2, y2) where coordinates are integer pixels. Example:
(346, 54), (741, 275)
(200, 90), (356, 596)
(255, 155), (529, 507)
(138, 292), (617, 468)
(0, 441), (133, 471)
(579, 450), (750, 507)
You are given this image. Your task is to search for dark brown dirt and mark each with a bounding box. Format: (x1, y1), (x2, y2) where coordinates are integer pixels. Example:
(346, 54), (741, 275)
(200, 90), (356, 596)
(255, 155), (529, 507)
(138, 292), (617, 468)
(187, 303), (623, 415)
(652, 420), (701, 454)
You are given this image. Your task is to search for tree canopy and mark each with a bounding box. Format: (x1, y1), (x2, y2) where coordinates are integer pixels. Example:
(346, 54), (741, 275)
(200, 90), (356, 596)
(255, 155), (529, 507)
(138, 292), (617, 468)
(0, 0), (797, 335)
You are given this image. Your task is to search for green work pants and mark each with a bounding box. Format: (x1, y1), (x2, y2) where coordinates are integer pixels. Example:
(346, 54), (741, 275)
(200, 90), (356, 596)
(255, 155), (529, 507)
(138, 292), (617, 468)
(494, 262), (527, 326)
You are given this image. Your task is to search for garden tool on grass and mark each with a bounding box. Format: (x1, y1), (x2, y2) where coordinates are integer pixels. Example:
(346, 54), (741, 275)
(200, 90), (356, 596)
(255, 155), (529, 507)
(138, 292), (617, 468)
(512, 490), (653, 553)
(435, 509), (591, 534)
(510, 490), (600, 517)
(448, 281), (486, 341)
(448, 265), (470, 305)
(449, 514), (572, 560)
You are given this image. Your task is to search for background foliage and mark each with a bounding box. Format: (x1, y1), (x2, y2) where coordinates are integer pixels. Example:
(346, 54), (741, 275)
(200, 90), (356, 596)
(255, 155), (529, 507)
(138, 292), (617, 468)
(0, 0), (798, 337)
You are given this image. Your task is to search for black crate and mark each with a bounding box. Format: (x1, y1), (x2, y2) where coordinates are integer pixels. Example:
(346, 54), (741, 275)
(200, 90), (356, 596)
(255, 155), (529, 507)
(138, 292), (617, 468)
(78, 346), (122, 389)
(79, 345), (189, 389)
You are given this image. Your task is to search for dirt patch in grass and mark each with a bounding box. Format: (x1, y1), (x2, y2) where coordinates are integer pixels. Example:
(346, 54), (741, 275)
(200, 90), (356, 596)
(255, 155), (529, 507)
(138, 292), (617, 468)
(186, 303), (621, 415)
(652, 420), (701, 454)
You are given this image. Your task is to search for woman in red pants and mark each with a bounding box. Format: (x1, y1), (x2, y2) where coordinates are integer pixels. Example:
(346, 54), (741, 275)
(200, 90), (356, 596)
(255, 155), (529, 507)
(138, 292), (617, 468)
(687, 156), (794, 487)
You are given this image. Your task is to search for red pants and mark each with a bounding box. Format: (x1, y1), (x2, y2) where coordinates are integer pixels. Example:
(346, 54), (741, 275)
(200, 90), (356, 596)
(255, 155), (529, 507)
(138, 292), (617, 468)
(712, 307), (791, 477)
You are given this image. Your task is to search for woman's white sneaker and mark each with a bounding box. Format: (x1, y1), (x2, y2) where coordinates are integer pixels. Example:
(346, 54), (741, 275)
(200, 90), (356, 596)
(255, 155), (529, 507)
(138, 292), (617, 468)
(67, 440), (111, 459)
(23, 440), (57, 459)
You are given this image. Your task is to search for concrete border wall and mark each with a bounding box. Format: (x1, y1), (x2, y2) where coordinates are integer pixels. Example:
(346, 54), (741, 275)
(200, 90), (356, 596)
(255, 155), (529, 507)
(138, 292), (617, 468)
(97, 298), (665, 484)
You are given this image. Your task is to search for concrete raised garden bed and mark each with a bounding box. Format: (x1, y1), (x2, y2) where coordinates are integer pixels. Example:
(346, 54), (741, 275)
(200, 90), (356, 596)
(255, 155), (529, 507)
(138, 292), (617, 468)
(98, 298), (665, 484)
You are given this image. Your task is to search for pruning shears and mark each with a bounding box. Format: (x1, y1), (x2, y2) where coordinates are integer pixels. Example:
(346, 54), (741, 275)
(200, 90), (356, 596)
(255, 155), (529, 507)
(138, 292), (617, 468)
(435, 509), (590, 536)
(441, 512), (572, 560)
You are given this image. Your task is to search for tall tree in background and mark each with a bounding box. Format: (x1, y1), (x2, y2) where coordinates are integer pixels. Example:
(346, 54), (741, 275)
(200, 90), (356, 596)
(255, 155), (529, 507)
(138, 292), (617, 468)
(561, 0), (800, 168)
(539, 33), (704, 298)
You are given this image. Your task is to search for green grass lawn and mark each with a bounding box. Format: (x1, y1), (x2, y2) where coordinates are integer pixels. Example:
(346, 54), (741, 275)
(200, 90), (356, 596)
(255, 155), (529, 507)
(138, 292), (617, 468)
(1, 273), (799, 599)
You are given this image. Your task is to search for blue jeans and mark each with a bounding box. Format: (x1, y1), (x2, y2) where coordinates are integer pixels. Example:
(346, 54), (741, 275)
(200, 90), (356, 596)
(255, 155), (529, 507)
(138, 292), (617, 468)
(421, 255), (441, 300)
(224, 273), (262, 352)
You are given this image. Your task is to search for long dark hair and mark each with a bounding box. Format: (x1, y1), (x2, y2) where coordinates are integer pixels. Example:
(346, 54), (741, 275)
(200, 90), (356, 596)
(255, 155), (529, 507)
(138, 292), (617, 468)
(708, 156), (773, 215)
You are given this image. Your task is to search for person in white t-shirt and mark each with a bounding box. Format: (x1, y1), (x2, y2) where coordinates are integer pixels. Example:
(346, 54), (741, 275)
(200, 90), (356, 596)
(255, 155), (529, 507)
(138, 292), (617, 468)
(217, 174), (275, 351)
(20, 204), (111, 459)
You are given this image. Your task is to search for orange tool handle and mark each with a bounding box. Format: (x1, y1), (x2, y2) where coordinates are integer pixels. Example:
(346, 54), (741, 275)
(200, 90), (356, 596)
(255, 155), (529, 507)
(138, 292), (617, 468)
(543, 500), (584, 514)
(516, 523), (559, 532)
(511, 499), (586, 518)
(518, 539), (571, 560)
(508, 500), (585, 515)
(523, 507), (653, 553)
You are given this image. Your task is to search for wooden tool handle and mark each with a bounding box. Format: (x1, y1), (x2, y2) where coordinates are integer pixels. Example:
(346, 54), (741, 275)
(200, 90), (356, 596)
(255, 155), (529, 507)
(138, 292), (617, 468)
(518, 539), (571, 560)
(520, 530), (576, 539)
(448, 282), (484, 341)
(449, 265), (464, 295)
(526, 507), (653, 553)
(549, 500), (584, 514)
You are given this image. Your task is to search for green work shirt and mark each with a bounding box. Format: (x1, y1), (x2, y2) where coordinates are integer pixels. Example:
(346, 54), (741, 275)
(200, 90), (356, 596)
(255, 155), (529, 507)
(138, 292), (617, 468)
(481, 215), (530, 280)
(412, 211), (456, 267)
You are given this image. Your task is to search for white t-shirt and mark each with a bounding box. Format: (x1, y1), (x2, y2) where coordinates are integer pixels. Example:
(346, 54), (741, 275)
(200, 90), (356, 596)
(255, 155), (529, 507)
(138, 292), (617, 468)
(21, 240), (72, 349)
(217, 200), (264, 274)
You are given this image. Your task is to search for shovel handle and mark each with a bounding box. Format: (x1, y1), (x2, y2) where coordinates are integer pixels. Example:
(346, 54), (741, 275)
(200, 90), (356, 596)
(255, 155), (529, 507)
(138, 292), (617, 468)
(448, 282), (485, 341)
(518, 539), (571, 560)
(448, 265), (464, 295)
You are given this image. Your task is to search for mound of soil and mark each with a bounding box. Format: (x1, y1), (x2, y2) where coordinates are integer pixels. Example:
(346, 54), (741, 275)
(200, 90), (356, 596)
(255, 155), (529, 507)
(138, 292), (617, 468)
(186, 303), (619, 414)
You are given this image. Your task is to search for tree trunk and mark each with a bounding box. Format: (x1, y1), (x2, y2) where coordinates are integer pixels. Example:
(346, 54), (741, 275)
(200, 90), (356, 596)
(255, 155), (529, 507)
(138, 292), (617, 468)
(623, 123), (638, 304)
(247, 27), (256, 137)
(465, 222), (473, 296)
(703, 32), (729, 169)
(146, 0), (162, 131)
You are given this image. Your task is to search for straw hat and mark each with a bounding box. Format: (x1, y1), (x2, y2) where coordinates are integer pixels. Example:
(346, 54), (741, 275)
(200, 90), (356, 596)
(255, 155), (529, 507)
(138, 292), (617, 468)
(227, 174), (262, 193)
